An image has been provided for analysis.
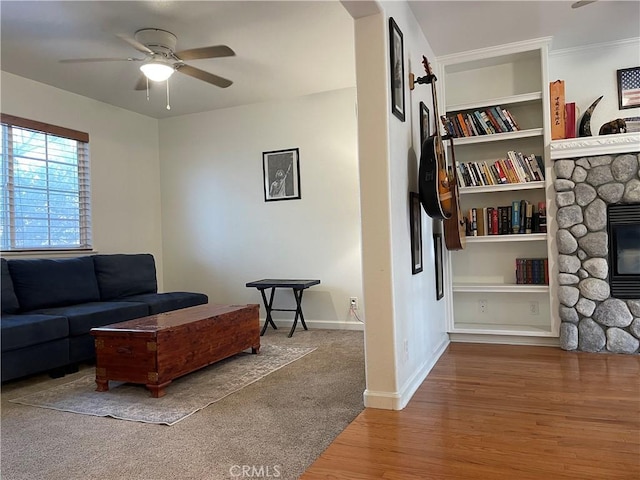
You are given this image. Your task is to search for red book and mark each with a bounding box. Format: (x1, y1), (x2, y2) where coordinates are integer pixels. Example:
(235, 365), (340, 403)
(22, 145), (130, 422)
(565, 102), (576, 138)
(491, 208), (499, 235)
(493, 161), (508, 183)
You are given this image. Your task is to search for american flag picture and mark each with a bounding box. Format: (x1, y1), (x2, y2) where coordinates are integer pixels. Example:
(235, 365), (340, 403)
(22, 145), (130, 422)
(618, 67), (640, 109)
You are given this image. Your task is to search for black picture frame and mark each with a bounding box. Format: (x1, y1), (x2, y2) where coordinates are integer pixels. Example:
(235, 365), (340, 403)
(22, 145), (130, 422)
(419, 101), (430, 147)
(262, 148), (301, 202)
(410, 192), (423, 274)
(617, 66), (640, 110)
(434, 233), (444, 300)
(389, 17), (405, 122)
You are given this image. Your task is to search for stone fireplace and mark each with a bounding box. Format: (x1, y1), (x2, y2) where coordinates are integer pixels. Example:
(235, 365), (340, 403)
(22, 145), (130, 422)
(551, 133), (640, 354)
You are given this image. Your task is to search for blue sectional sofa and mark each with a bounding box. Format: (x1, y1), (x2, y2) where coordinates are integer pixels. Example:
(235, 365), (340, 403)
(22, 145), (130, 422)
(1, 253), (208, 382)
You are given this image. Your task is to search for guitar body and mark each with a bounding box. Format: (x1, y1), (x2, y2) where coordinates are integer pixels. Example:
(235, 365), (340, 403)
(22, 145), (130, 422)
(419, 136), (452, 220)
(443, 168), (466, 251)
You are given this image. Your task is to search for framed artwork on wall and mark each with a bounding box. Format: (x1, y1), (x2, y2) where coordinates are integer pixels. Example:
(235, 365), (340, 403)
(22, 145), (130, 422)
(262, 148), (301, 202)
(617, 66), (640, 109)
(434, 233), (444, 300)
(410, 192), (423, 274)
(419, 101), (430, 148)
(389, 17), (405, 122)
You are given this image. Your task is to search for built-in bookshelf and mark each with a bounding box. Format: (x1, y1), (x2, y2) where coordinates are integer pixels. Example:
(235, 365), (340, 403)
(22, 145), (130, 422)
(438, 38), (558, 343)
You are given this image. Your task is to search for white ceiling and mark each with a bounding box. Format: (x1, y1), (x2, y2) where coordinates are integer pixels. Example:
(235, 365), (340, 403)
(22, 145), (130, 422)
(0, 1), (357, 119)
(1, 1), (638, 120)
(409, 0), (640, 57)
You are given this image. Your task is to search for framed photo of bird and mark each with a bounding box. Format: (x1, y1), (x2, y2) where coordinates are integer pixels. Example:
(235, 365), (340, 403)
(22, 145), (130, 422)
(262, 148), (301, 202)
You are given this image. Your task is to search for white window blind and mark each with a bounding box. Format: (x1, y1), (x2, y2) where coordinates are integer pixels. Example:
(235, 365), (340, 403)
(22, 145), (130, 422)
(0, 114), (91, 251)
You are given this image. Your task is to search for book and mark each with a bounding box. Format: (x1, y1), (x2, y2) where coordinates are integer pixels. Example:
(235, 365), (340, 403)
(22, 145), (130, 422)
(511, 201), (520, 234)
(565, 102), (576, 139)
(550, 80), (566, 140)
(538, 202), (547, 233)
(477, 207), (486, 236)
(490, 207), (499, 235)
(469, 208), (478, 236)
(493, 161), (508, 184)
(525, 202), (533, 234)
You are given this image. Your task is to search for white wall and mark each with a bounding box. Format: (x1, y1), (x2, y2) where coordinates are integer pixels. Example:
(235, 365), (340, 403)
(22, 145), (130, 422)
(351, 1), (449, 409)
(0, 72), (165, 285)
(157, 88), (363, 329)
(549, 39), (640, 132)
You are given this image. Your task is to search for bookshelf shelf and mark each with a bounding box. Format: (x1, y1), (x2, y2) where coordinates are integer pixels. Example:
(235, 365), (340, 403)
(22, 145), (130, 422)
(439, 38), (556, 343)
(447, 92), (543, 113)
(453, 283), (549, 293)
(460, 181), (545, 195)
(451, 128), (543, 146)
(449, 323), (555, 337)
(465, 233), (547, 243)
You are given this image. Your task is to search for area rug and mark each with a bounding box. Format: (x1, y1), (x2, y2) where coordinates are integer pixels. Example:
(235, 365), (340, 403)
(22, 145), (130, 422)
(9, 344), (315, 426)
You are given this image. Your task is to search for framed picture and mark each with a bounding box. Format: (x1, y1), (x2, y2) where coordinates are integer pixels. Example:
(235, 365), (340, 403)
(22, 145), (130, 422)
(389, 17), (405, 122)
(262, 148), (301, 202)
(419, 101), (430, 147)
(433, 233), (444, 300)
(617, 66), (640, 109)
(410, 192), (423, 274)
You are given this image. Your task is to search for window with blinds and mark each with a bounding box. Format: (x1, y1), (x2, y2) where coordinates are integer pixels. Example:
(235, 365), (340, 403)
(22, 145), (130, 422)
(0, 114), (91, 251)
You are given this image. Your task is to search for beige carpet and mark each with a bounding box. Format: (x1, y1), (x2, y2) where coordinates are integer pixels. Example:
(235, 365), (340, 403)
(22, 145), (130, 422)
(8, 345), (316, 425)
(1, 329), (365, 480)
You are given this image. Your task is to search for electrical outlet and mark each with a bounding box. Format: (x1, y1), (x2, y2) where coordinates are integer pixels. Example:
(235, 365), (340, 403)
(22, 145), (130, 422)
(403, 339), (409, 362)
(350, 297), (358, 309)
(529, 301), (539, 315)
(478, 299), (488, 314)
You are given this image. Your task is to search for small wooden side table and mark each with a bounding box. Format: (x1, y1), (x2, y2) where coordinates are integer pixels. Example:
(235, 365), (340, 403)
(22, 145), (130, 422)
(245, 279), (320, 337)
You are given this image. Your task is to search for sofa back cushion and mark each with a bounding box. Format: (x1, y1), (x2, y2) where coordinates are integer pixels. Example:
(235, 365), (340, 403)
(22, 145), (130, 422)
(93, 254), (158, 300)
(1, 258), (20, 314)
(8, 256), (101, 311)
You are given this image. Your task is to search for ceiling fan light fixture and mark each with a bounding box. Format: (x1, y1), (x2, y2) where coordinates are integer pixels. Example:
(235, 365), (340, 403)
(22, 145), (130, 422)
(140, 58), (174, 82)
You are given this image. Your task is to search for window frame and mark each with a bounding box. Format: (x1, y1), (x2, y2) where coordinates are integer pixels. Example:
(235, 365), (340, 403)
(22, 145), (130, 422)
(0, 114), (92, 253)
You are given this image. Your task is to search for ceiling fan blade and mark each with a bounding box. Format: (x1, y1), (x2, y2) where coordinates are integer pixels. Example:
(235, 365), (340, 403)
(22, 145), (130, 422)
(116, 33), (154, 55)
(174, 45), (235, 61)
(176, 64), (233, 88)
(60, 57), (142, 63)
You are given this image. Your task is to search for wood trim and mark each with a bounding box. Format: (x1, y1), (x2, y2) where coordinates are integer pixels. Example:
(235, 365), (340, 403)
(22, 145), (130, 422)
(0, 113), (89, 143)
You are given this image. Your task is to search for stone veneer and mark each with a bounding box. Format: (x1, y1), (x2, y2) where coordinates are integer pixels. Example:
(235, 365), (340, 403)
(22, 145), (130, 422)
(554, 152), (640, 354)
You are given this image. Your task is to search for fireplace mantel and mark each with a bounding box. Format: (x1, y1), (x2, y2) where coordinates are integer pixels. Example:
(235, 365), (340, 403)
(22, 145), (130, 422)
(550, 132), (640, 160)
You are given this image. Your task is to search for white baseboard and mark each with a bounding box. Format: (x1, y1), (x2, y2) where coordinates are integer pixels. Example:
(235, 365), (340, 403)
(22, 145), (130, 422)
(449, 333), (560, 347)
(363, 334), (450, 410)
(265, 319), (364, 331)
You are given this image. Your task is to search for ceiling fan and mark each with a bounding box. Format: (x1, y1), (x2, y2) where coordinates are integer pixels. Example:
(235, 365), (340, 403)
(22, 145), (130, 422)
(60, 28), (234, 90)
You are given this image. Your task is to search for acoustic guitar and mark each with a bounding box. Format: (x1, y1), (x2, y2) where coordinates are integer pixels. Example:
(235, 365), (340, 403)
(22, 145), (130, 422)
(418, 56), (452, 220)
(443, 138), (466, 251)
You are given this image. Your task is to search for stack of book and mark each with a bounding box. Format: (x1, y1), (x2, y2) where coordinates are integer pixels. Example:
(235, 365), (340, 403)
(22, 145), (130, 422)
(441, 106), (520, 138)
(456, 152), (545, 188)
(516, 258), (549, 285)
(465, 201), (547, 236)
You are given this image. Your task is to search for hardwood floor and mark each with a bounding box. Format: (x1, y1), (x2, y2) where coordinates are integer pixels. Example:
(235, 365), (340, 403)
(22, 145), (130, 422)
(301, 343), (640, 480)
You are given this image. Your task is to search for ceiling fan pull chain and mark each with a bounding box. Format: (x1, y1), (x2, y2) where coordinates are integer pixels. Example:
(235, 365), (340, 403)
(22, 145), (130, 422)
(146, 77), (150, 101)
(166, 78), (171, 110)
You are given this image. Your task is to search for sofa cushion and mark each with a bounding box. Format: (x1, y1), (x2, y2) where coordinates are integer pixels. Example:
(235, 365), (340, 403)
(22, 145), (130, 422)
(93, 254), (158, 301)
(121, 292), (208, 315)
(1, 258), (20, 314)
(34, 301), (149, 336)
(1, 338), (69, 382)
(1, 313), (69, 352)
(8, 256), (100, 311)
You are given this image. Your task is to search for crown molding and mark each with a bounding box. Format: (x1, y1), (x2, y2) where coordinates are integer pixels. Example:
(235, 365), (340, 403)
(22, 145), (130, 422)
(550, 132), (640, 159)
